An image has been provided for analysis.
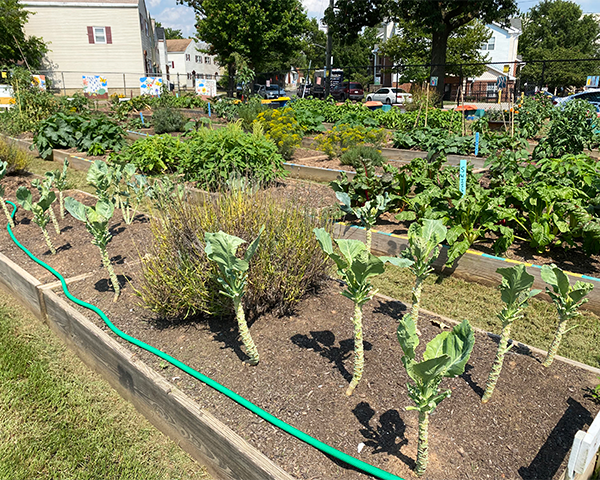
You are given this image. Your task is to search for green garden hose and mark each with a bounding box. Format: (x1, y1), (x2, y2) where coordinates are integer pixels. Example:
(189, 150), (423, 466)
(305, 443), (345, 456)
(3, 199), (405, 480)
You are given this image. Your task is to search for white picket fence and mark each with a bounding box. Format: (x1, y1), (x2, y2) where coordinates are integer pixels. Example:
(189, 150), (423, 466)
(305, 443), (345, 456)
(566, 410), (600, 480)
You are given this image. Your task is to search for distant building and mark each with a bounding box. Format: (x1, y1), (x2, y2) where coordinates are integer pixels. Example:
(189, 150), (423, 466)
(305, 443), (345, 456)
(165, 39), (220, 89)
(20, 0), (162, 95)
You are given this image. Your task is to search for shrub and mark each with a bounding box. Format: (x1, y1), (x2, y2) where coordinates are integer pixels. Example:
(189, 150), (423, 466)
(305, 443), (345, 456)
(181, 122), (287, 191)
(109, 134), (186, 174)
(237, 96), (268, 131)
(137, 188), (332, 320)
(254, 107), (303, 161)
(152, 107), (186, 134)
(314, 124), (387, 159)
(0, 138), (31, 173)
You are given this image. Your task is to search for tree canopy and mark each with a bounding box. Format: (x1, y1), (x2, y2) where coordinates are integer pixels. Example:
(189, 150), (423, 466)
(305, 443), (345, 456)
(518, 0), (600, 90)
(155, 22), (184, 40)
(0, 0), (47, 69)
(325, 0), (518, 97)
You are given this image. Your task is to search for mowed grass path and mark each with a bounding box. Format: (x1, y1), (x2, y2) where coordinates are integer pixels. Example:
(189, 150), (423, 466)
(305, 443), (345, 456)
(0, 294), (211, 480)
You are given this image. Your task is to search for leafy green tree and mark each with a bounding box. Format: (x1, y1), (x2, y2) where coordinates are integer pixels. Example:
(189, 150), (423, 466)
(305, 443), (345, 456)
(325, 0), (517, 98)
(155, 22), (184, 40)
(183, 0), (309, 95)
(519, 0), (600, 89)
(0, 0), (47, 69)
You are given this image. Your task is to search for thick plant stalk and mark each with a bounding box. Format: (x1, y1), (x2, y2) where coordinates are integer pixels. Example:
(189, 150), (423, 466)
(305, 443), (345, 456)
(542, 313), (568, 367)
(100, 246), (120, 302)
(49, 206), (60, 234)
(234, 297), (259, 365)
(482, 323), (512, 403)
(365, 228), (372, 252)
(59, 191), (65, 219)
(41, 226), (56, 254)
(415, 411), (430, 476)
(346, 303), (364, 396)
(411, 276), (424, 330)
(1, 198), (14, 228)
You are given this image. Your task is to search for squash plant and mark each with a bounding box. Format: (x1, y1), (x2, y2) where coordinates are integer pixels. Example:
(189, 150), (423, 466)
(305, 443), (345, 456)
(15, 186), (57, 254)
(45, 159), (69, 219)
(314, 228), (412, 395)
(204, 229), (263, 365)
(336, 191), (390, 252)
(400, 219), (446, 333)
(397, 316), (474, 476)
(540, 265), (593, 367)
(65, 197), (120, 301)
(31, 177), (61, 235)
(0, 161), (14, 228)
(482, 265), (541, 403)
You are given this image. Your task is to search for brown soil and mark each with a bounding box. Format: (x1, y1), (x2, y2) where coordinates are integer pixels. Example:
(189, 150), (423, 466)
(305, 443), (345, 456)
(1, 175), (599, 480)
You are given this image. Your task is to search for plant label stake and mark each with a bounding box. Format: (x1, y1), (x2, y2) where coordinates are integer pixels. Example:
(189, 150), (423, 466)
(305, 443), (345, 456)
(208, 102), (211, 117)
(459, 160), (467, 197)
(474, 132), (480, 156)
(139, 112), (145, 126)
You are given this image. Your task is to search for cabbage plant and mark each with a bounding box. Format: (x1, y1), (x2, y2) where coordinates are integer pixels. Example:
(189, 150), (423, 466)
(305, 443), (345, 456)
(336, 191), (390, 252)
(397, 316), (474, 476)
(65, 197), (120, 301)
(32, 177), (61, 235)
(204, 229), (263, 365)
(86, 160), (115, 202)
(0, 161), (13, 228)
(482, 264), (540, 403)
(16, 186), (57, 254)
(540, 264), (593, 367)
(314, 228), (412, 395)
(46, 159), (69, 219)
(400, 219), (446, 333)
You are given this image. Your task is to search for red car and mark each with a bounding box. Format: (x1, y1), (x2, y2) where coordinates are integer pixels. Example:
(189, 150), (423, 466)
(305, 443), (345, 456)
(330, 81), (364, 101)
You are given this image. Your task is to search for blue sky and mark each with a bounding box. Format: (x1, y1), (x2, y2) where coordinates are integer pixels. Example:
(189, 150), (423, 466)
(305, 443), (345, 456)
(148, 0), (600, 39)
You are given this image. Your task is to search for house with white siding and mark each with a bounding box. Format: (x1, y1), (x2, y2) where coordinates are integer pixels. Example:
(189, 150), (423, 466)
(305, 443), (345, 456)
(165, 39), (220, 89)
(20, 0), (162, 95)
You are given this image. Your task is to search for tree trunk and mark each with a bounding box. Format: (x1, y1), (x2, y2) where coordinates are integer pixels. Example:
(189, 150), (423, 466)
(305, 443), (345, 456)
(430, 28), (449, 105)
(227, 62), (235, 98)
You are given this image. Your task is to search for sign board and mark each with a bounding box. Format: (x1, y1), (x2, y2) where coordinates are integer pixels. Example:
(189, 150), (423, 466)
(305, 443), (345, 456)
(32, 75), (46, 91)
(83, 75), (108, 98)
(430, 76), (438, 87)
(586, 76), (600, 88)
(195, 79), (216, 97)
(497, 76), (507, 89)
(459, 159), (467, 196)
(140, 77), (163, 96)
(503, 64), (510, 74)
(265, 80), (271, 87)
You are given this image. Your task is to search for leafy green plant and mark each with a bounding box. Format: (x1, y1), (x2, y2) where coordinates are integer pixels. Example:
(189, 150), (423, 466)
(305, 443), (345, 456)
(540, 265), (594, 367)
(204, 229), (263, 365)
(589, 377), (600, 403)
(237, 96), (268, 131)
(212, 97), (238, 121)
(314, 228), (412, 395)
(65, 197), (120, 301)
(86, 160), (115, 202)
(399, 220), (446, 333)
(45, 159), (69, 219)
(482, 265), (541, 403)
(254, 107), (303, 161)
(112, 163), (142, 225)
(15, 186), (57, 254)
(110, 134), (186, 175)
(152, 107), (186, 134)
(336, 191), (391, 252)
(314, 124), (387, 159)
(0, 161), (14, 228)
(146, 175), (186, 211)
(397, 317), (474, 476)
(31, 177), (61, 235)
(0, 138), (31, 173)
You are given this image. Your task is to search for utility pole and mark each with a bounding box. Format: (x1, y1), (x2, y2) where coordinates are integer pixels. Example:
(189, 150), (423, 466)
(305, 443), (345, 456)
(324, 0), (333, 97)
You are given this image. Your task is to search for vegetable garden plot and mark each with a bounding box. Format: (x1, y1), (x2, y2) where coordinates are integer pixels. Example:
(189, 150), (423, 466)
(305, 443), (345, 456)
(2, 181), (600, 479)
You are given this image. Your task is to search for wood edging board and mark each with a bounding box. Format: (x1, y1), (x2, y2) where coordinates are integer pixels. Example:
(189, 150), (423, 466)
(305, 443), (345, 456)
(333, 223), (600, 315)
(0, 251), (295, 480)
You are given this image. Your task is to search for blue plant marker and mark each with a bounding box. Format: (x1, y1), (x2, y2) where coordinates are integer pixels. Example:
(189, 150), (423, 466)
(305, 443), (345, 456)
(474, 132), (480, 157)
(208, 102), (211, 117)
(459, 159), (467, 196)
(139, 111), (145, 126)
(176, 92), (179, 98)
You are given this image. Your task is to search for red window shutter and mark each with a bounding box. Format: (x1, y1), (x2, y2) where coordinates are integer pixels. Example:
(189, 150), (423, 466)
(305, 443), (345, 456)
(87, 26), (95, 44)
(105, 26), (112, 44)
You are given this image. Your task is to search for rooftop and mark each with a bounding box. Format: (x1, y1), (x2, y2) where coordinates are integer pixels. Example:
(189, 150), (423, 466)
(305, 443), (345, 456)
(166, 39), (192, 52)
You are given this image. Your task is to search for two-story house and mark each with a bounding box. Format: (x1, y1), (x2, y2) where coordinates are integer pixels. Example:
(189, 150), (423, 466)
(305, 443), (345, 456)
(165, 39), (220, 89)
(20, 0), (162, 96)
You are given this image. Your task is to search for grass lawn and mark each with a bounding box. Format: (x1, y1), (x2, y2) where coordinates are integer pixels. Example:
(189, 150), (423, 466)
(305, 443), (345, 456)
(0, 294), (212, 480)
(373, 265), (600, 369)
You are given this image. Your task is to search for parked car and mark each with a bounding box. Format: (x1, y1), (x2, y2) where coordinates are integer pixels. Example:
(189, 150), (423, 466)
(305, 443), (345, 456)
(553, 89), (600, 112)
(330, 82), (364, 101)
(366, 87), (412, 105)
(296, 82), (313, 97)
(258, 85), (287, 99)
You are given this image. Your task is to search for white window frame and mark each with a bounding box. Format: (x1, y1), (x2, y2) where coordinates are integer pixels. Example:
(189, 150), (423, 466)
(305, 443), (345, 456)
(93, 27), (107, 44)
(481, 36), (495, 51)
(204, 57), (211, 64)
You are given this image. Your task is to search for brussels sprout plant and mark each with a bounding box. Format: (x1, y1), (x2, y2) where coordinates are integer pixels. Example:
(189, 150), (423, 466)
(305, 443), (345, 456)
(16, 186), (57, 254)
(0, 161), (14, 228)
(336, 191), (390, 252)
(32, 177), (61, 235)
(46, 159), (69, 219)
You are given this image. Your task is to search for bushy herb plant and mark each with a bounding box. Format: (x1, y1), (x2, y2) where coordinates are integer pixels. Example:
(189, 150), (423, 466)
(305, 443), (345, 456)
(0, 138), (31, 173)
(152, 106), (186, 134)
(15, 186), (57, 254)
(315, 124), (387, 159)
(397, 317), (474, 476)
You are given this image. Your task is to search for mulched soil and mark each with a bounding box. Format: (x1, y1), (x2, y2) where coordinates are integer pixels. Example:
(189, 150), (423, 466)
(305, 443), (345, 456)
(1, 174), (599, 480)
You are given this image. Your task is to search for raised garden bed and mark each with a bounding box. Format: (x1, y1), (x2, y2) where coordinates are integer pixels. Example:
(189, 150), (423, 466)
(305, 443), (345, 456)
(1, 172), (599, 480)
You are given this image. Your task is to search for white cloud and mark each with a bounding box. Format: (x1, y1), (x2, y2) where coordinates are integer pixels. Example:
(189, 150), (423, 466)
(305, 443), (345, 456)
(154, 5), (196, 37)
(302, 0), (327, 19)
(147, 0), (161, 8)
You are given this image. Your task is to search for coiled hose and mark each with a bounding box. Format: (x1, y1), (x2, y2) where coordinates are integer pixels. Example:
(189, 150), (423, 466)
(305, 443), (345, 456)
(3, 199), (405, 480)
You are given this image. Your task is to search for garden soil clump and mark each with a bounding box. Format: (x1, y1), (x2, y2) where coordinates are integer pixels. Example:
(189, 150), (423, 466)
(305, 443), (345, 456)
(1, 181), (598, 480)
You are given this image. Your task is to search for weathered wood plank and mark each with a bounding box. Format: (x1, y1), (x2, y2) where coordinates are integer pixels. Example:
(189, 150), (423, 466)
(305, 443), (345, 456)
(41, 290), (294, 480)
(0, 252), (44, 318)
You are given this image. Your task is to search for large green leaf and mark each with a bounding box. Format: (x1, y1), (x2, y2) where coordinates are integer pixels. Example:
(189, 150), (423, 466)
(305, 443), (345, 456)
(37, 191), (56, 212)
(314, 227), (347, 271)
(204, 231), (248, 273)
(397, 314), (419, 361)
(96, 200), (114, 221)
(423, 319), (475, 377)
(411, 355), (451, 385)
(64, 197), (86, 222)
(380, 256), (414, 269)
(497, 264), (537, 306)
(15, 187), (33, 211)
(336, 238), (368, 266)
(541, 264), (570, 297)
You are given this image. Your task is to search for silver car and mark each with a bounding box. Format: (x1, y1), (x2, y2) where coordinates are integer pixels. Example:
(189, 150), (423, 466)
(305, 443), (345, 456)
(554, 89), (600, 112)
(366, 87), (412, 105)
